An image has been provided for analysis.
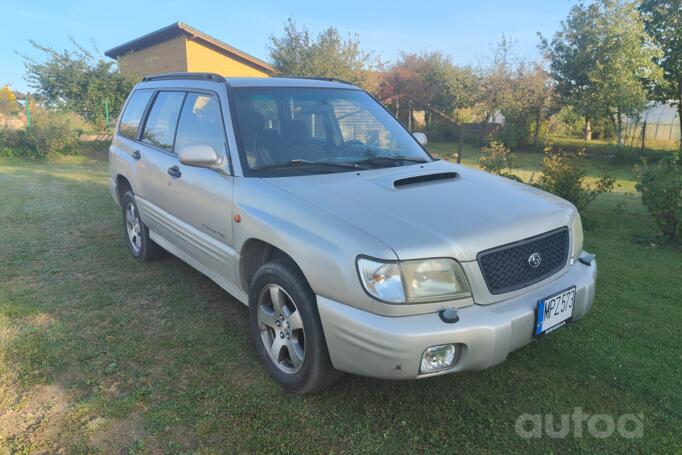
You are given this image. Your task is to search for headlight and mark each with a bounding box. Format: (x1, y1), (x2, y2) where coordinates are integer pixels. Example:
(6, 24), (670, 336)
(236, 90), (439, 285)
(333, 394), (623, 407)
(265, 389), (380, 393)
(571, 213), (584, 259)
(357, 257), (470, 303)
(356, 259), (405, 303)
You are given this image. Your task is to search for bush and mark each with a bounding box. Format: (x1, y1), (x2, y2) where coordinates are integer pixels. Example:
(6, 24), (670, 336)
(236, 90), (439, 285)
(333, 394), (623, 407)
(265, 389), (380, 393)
(549, 137), (675, 164)
(479, 141), (521, 181)
(0, 128), (28, 155)
(498, 114), (532, 151)
(425, 118), (458, 142)
(635, 153), (681, 243)
(0, 111), (80, 158)
(537, 144), (615, 212)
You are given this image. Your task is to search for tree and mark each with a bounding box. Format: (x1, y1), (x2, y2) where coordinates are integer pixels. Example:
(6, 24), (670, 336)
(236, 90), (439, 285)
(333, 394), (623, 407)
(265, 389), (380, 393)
(498, 61), (557, 149)
(267, 18), (378, 90)
(380, 52), (479, 118)
(0, 85), (19, 116)
(478, 38), (556, 149)
(480, 36), (515, 124)
(541, 0), (661, 143)
(525, 64), (558, 149)
(640, 0), (682, 150)
(23, 39), (134, 130)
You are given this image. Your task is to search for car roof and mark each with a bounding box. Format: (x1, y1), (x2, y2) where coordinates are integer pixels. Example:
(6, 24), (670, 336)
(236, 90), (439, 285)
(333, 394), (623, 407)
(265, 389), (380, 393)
(135, 73), (362, 91)
(226, 77), (361, 90)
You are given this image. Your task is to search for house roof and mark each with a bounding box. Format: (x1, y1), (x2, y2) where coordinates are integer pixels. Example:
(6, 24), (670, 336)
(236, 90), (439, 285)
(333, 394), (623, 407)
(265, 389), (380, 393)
(104, 22), (274, 73)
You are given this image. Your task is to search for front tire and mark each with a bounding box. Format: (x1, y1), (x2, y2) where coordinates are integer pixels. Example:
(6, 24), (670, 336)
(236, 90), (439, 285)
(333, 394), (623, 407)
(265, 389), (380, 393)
(248, 259), (340, 394)
(121, 190), (163, 261)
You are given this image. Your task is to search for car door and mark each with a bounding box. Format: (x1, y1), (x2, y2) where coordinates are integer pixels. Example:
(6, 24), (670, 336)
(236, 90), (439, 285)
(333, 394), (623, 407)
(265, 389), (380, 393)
(133, 90), (187, 242)
(112, 88), (154, 196)
(165, 91), (237, 284)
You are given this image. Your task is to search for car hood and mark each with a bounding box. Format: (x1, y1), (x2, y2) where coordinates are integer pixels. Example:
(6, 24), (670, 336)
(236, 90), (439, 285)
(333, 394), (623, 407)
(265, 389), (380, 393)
(263, 160), (576, 261)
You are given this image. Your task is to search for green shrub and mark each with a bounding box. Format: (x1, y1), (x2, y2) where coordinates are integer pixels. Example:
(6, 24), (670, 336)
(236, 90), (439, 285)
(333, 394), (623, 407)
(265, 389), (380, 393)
(425, 118), (458, 142)
(479, 141), (521, 181)
(0, 111), (80, 158)
(537, 144), (615, 212)
(0, 128), (29, 155)
(498, 115), (531, 151)
(30, 112), (81, 156)
(549, 137), (675, 164)
(635, 153), (681, 243)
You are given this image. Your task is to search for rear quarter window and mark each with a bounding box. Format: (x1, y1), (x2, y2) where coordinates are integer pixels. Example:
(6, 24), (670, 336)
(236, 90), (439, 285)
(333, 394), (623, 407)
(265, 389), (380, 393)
(118, 90), (153, 140)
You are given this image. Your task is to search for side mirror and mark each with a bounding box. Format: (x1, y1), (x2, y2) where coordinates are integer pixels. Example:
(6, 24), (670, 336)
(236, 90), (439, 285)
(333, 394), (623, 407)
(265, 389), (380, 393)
(178, 144), (221, 168)
(413, 132), (428, 146)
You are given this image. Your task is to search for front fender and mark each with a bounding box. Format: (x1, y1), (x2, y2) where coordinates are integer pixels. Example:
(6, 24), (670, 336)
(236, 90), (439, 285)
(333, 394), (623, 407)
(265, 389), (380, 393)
(233, 177), (396, 313)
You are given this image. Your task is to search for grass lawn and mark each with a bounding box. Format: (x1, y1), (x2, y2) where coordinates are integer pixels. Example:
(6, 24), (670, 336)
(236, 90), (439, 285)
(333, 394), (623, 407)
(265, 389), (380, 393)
(0, 143), (680, 453)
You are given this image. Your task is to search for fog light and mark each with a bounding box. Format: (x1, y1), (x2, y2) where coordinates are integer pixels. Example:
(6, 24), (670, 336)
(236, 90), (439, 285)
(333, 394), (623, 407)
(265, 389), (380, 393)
(420, 344), (457, 373)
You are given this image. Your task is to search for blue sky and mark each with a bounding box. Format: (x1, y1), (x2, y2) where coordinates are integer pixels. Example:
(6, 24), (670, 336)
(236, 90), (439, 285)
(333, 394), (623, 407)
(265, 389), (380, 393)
(2, 0), (579, 93)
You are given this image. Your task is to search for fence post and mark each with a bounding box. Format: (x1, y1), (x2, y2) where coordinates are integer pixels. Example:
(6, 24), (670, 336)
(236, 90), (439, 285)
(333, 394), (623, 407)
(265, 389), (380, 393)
(457, 125), (464, 164)
(104, 98), (110, 129)
(25, 95), (31, 128)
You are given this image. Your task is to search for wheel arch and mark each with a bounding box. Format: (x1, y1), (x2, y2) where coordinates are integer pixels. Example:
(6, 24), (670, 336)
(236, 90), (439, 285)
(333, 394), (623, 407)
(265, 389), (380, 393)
(240, 238), (307, 293)
(115, 174), (132, 204)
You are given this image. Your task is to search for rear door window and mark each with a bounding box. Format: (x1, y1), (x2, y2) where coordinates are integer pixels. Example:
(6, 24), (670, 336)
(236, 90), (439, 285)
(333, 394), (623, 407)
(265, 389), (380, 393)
(118, 90), (153, 140)
(141, 91), (186, 152)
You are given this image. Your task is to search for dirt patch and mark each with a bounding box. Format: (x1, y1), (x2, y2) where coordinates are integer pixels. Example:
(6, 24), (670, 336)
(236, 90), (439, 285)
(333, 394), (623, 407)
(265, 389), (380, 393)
(89, 411), (147, 454)
(0, 384), (71, 450)
(30, 313), (56, 327)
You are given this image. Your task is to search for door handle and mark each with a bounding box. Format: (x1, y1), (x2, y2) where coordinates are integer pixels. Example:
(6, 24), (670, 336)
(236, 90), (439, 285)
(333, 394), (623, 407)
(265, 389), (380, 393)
(132, 150), (141, 160)
(167, 165), (182, 178)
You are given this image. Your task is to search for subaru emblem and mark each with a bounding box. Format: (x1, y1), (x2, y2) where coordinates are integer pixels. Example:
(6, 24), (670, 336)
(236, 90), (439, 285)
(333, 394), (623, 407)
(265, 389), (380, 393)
(528, 252), (542, 268)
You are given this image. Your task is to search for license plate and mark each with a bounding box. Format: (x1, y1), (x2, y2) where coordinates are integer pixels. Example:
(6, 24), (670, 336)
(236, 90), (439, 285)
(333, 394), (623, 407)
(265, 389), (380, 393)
(534, 287), (576, 336)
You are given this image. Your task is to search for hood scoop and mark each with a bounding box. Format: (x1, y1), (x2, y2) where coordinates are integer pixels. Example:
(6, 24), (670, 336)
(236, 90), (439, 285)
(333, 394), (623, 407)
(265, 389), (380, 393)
(393, 171), (459, 189)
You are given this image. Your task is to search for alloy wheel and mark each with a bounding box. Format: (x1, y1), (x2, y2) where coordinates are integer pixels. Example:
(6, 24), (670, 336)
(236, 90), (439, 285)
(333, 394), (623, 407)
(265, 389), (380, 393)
(125, 202), (142, 253)
(257, 284), (306, 374)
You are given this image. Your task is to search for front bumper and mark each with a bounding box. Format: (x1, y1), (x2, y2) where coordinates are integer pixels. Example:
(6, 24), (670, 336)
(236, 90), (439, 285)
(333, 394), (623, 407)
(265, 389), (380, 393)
(317, 253), (596, 379)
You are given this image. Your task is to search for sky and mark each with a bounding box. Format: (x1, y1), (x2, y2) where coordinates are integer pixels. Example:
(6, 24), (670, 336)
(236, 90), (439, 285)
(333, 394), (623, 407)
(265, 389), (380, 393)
(2, 0), (580, 93)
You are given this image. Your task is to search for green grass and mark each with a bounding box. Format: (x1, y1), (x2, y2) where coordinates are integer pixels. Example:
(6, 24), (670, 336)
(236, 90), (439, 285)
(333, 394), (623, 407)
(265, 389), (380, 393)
(0, 144), (680, 453)
(429, 142), (642, 192)
(551, 135), (679, 154)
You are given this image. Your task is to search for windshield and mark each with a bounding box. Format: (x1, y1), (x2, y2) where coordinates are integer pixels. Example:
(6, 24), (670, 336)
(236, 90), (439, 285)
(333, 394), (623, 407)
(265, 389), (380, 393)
(231, 87), (432, 176)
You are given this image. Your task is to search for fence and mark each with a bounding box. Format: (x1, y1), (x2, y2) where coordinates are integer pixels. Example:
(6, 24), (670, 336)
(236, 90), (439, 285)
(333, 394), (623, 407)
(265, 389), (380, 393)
(2, 95), (114, 131)
(622, 104), (680, 149)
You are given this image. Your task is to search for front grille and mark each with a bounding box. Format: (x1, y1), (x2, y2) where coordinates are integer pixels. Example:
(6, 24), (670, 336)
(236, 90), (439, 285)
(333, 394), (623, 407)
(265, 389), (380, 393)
(477, 228), (569, 295)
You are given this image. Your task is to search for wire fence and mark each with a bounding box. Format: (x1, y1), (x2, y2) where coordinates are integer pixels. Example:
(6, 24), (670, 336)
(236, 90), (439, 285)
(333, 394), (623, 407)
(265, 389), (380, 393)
(623, 104), (680, 149)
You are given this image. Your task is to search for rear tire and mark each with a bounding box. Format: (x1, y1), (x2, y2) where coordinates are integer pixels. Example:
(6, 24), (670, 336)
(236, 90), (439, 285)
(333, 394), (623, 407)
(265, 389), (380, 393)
(248, 258), (341, 394)
(121, 190), (164, 261)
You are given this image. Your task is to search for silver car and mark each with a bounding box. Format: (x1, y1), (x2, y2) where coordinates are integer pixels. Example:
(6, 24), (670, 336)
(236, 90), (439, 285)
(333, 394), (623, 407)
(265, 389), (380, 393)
(109, 73), (596, 393)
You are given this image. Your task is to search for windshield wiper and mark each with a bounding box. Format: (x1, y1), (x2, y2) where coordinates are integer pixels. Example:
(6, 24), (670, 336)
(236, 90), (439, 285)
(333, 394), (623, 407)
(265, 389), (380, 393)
(253, 159), (366, 172)
(351, 156), (430, 167)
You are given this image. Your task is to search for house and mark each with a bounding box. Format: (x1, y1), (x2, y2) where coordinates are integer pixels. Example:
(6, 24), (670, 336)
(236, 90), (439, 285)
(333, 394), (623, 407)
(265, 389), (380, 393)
(104, 22), (274, 79)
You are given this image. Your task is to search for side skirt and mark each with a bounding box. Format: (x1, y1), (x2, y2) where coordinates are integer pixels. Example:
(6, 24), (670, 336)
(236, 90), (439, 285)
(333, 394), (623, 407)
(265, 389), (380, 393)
(149, 230), (249, 305)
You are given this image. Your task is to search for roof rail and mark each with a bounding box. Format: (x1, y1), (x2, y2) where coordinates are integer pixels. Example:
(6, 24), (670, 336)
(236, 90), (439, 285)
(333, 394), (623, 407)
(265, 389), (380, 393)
(273, 76), (355, 86)
(142, 72), (226, 83)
